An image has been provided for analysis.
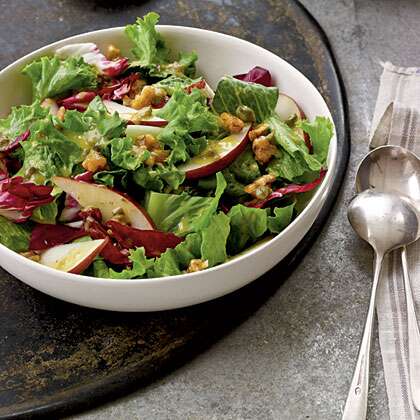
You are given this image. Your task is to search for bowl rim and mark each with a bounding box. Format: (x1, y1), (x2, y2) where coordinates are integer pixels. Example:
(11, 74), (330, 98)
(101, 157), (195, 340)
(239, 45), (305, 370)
(0, 24), (337, 285)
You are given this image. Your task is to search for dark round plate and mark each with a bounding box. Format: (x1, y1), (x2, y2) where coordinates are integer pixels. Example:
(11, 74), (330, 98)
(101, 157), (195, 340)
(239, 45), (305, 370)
(0, 1), (349, 418)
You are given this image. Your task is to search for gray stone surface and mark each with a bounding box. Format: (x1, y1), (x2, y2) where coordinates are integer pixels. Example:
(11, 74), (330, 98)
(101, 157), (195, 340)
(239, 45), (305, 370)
(2, 0), (419, 419)
(66, 1), (420, 419)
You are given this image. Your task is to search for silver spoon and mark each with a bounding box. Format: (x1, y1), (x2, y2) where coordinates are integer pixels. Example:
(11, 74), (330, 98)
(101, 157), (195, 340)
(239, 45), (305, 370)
(356, 144), (420, 410)
(343, 190), (420, 420)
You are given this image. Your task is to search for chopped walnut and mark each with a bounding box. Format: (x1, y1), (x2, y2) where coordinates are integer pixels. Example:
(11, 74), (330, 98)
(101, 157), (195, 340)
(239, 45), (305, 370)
(20, 251), (41, 262)
(249, 123), (270, 141)
(219, 112), (244, 134)
(252, 133), (277, 165)
(244, 174), (276, 200)
(106, 44), (121, 60)
(134, 134), (169, 167)
(82, 149), (107, 173)
(56, 106), (66, 122)
(130, 86), (167, 110)
(187, 259), (209, 273)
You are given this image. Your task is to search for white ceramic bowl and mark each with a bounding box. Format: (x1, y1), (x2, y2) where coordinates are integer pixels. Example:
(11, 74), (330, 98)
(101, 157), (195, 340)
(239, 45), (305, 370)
(0, 26), (337, 312)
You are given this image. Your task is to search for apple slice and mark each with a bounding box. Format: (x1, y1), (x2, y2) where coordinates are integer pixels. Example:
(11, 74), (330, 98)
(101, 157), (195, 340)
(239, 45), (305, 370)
(52, 177), (155, 230)
(125, 124), (164, 138)
(178, 123), (251, 180)
(39, 238), (108, 274)
(276, 93), (310, 150)
(103, 100), (167, 127)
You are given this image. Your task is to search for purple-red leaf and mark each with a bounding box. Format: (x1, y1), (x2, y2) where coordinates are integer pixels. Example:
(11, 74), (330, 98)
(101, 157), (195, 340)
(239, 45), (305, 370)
(58, 91), (97, 111)
(105, 220), (183, 258)
(0, 130), (30, 154)
(29, 223), (86, 251)
(98, 73), (140, 101)
(0, 177), (54, 222)
(234, 66), (273, 87)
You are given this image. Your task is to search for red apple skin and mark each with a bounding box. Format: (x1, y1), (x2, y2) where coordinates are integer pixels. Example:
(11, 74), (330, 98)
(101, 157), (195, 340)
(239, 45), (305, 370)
(133, 119), (167, 127)
(68, 237), (110, 274)
(53, 177), (155, 230)
(183, 126), (251, 180)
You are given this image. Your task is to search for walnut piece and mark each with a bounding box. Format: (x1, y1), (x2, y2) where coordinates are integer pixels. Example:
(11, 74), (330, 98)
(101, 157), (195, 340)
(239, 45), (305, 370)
(244, 174), (276, 200)
(187, 259), (209, 273)
(106, 44), (121, 60)
(130, 86), (167, 110)
(220, 112), (245, 134)
(249, 123), (270, 141)
(252, 133), (277, 165)
(82, 149), (107, 173)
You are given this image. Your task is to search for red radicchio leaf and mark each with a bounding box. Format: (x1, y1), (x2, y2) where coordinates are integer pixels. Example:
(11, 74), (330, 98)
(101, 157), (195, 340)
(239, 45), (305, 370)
(29, 223), (86, 251)
(0, 158), (8, 181)
(74, 171), (94, 182)
(58, 91), (97, 111)
(101, 57), (129, 78)
(0, 130), (30, 154)
(104, 220), (183, 258)
(83, 215), (130, 265)
(234, 66), (273, 87)
(0, 177), (54, 222)
(246, 170), (326, 209)
(98, 73), (140, 101)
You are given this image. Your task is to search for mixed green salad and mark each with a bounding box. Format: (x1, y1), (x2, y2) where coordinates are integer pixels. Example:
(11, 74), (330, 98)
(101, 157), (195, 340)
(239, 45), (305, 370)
(0, 13), (333, 279)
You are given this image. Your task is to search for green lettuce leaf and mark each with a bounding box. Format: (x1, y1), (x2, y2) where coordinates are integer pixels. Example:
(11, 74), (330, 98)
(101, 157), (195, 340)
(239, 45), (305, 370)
(91, 258), (111, 278)
(221, 169), (247, 198)
(110, 247), (154, 279)
(227, 204), (268, 254)
(22, 56), (98, 100)
(153, 75), (198, 95)
(110, 137), (149, 171)
(267, 203), (295, 233)
(93, 169), (128, 188)
(267, 149), (307, 182)
(30, 200), (58, 224)
(125, 12), (170, 66)
(149, 51), (198, 79)
(0, 216), (30, 252)
(201, 212), (230, 267)
(228, 146), (261, 183)
(133, 164), (185, 192)
(0, 102), (48, 149)
(18, 119), (83, 183)
(298, 116), (333, 165)
(145, 172), (226, 235)
(212, 76), (278, 122)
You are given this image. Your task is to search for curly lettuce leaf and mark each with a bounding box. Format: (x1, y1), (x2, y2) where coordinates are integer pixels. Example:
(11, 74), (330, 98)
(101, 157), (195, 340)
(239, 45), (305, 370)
(133, 164), (185, 192)
(18, 119), (83, 183)
(22, 56), (98, 100)
(267, 202), (295, 233)
(30, 200), (58, 224)
(110, 137), (149, 171)
(125, 12), (170, 66)
(110, 247), (154, 279)
(227, 204), (268, 254)
(0, 102), (48, 149)
(212, 76), (278, 122)
(91, 259), (111, 278)
(153, 75), (198, 95)
(0, 215), (30, 252)
(157, 88), (219, 164)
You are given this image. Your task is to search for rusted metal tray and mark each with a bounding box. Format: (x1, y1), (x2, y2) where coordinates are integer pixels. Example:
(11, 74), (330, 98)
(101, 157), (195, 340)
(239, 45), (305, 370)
(0, 0), (349, 418)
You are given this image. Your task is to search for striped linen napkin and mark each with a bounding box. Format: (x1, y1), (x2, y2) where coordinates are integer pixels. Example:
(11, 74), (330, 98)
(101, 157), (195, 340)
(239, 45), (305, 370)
(370, 62), (420, 419)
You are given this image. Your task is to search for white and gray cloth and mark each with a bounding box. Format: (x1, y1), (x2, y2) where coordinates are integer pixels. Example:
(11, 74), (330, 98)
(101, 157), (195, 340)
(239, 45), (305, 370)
(369, 62), (420, 419)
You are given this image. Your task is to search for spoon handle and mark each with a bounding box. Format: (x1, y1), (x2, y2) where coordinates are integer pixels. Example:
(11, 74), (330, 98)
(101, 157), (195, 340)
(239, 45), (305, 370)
(342, 252), (384, 420)
(401, 246), (420, 410)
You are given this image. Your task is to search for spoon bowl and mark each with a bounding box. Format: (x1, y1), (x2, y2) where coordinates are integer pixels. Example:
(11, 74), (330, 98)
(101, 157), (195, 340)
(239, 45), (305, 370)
(356, 145), (420, 201)
(348, 190), (420, 255)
